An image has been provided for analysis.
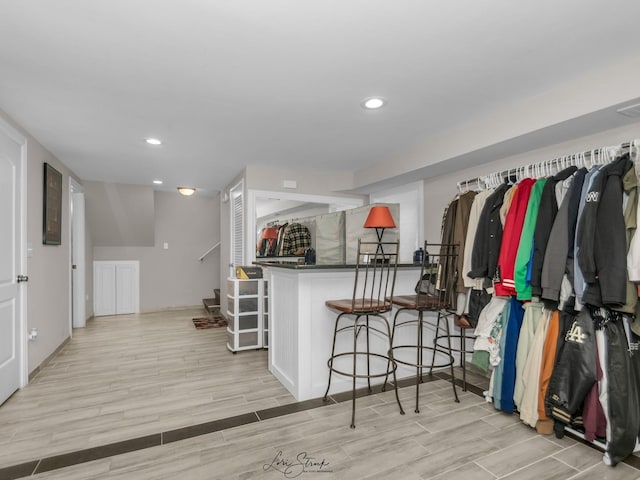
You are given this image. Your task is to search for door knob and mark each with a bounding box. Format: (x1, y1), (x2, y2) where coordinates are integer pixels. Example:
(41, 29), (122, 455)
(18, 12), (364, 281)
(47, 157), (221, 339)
(17, 275), (29, 283)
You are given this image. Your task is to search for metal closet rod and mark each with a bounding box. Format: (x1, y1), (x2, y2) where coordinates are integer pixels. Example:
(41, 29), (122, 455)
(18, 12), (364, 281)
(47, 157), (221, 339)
(457, 140), (638, 192)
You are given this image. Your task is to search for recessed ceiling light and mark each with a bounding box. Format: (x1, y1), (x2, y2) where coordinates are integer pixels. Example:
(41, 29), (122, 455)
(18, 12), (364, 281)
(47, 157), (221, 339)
(153, 180), (163, 185)
(361, 97), (386, 109)
(146, 138), (162, 145)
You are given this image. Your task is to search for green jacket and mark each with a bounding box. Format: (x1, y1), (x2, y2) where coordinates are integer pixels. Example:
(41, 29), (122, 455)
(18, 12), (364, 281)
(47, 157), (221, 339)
(514, 178), (547, 300)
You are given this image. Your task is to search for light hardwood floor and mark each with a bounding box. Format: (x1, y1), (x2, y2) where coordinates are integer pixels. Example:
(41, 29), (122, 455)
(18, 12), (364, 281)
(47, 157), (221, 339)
(2, 308), (639, 479)
(0, 308), (293, 469)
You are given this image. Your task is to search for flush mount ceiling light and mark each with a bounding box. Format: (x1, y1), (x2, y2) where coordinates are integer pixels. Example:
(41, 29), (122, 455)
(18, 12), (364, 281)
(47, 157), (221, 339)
(361, 97), (386, 109)
(153, 180), (163, 185)
(145, 138), (162, 145)
(177, 187), (196, 196)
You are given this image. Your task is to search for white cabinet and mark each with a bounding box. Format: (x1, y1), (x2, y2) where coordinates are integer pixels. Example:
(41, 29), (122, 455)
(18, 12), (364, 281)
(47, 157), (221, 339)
(94, 261), (140, 316)
(226, 277), (266, 352)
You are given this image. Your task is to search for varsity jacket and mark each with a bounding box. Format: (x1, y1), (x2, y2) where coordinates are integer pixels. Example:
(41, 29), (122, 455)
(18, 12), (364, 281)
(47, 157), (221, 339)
(495, 178), (536, 296)
(545, 309), (596, 425)
(530, 166), (578, 297)
(579, 155), (632, 307)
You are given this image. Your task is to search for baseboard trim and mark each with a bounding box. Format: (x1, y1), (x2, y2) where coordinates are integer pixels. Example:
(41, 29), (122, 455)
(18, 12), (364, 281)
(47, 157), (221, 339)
(28, 336), (71, 382)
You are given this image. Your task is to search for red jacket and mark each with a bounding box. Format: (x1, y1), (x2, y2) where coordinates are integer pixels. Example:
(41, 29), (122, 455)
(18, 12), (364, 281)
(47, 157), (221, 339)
(494, 178), (536, 296)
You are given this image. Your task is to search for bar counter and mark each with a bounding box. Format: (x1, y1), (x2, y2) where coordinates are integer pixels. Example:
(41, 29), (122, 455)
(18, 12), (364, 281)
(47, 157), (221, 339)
(256, 261), (442, 401)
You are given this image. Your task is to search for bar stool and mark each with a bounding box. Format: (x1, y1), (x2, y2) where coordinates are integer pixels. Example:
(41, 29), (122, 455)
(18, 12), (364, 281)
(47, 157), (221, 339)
(323, 239), (405, 428)
(445, 314), (476, 391)
(385, 242), (460, 413)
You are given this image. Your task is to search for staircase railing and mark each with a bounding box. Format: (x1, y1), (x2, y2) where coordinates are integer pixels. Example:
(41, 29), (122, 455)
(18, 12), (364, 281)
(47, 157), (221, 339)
(199, 241), (220, 262)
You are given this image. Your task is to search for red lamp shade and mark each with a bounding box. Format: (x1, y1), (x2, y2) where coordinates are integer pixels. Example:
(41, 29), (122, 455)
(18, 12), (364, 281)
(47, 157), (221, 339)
(363, 206), (396, 229)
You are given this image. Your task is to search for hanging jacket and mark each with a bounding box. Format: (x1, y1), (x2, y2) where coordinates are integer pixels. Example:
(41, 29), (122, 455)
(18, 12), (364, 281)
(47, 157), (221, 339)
(470, 183), (509, 282)
(514, 178), (547, 300)
(453, 191), (477, 293)
(565, 168), (588, 290)
(471, 296), (509, 371)
(535, 310), (562, 435)
(531, 166), (578, 297)
(574, 167), (602, 310)
(628, 177), (640, 282)
(439, 197), (459, 309)
(540, 177), (575, 307)
(603, 312), (640, 466)
(614, 163), (638, 314)
(495, 178), (536, 296)
(628, 144), (640, 281)
(579, 155), (632, 307)
(519, 309), (552, 428)
(463, 190), (492, 289)
(514, 301), (545, 410)
(582, 336), (606, 442)
(545, 308), (597, 425)
(498, 297), (524, 413)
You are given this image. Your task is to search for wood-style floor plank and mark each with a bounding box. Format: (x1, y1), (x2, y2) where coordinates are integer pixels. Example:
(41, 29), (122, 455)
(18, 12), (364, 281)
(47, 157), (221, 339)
(2, 307), (640, 479)
(0, 308), (294, 468)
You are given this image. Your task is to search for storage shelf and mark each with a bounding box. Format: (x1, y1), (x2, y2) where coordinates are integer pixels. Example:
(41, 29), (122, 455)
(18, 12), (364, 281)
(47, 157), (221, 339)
(226, 278), (267, 352)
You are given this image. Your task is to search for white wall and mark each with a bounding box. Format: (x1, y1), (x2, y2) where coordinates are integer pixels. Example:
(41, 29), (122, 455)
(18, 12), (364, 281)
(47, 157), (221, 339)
(371, 181), (423, 262)
(422, 122), (640, 241)
(84, 181), (155, 247)
(0, 108), (80, 373)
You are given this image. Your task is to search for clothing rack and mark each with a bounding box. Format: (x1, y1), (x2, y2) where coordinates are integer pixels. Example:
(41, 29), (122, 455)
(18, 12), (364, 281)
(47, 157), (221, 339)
(457, 140), (640, 193)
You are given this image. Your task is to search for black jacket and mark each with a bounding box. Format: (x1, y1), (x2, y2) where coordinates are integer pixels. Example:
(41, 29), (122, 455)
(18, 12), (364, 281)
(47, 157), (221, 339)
(469, 183), (509, 281)
(578, 155), (631, 307)
(604, 313), (640, 466)
(546, 308), (596, 423)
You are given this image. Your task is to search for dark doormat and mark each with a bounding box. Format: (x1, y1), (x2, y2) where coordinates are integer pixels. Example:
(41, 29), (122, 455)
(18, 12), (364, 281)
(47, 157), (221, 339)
(192, 315), (228, 329)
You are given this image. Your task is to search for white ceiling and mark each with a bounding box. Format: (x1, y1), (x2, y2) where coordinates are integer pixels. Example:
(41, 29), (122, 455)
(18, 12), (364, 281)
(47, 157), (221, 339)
(2, 1), (640, 195)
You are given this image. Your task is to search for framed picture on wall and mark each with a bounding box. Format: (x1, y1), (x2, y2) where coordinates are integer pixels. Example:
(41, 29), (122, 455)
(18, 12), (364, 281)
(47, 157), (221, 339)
(43, 162), (63, 245)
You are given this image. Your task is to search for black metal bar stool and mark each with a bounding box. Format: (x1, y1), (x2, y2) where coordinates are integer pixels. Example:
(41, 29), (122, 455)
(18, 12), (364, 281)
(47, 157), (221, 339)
(323, 239), (405, 428)
(439, 314), (476, 391)
(385, 243), (460, 413)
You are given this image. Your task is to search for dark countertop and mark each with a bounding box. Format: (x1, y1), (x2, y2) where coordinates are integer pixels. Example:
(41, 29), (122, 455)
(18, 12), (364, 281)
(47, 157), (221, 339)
(254, 260), (420, 270)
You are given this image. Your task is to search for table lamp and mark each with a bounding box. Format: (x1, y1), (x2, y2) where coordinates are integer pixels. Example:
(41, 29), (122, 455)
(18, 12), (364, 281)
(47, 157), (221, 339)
(364, 205), (396, 244)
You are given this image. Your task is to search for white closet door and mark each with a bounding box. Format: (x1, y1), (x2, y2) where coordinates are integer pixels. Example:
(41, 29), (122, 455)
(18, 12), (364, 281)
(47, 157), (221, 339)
(94, 261), (139, 316)
(94, 262), (116, 316)
(116, 262), (139, 314)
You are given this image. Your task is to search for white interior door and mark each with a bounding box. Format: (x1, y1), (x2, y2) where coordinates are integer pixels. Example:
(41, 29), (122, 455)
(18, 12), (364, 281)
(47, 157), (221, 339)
(230, 181), (244, 277)
(71, 186), (86, 328)
(0, 122), (26, 406)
